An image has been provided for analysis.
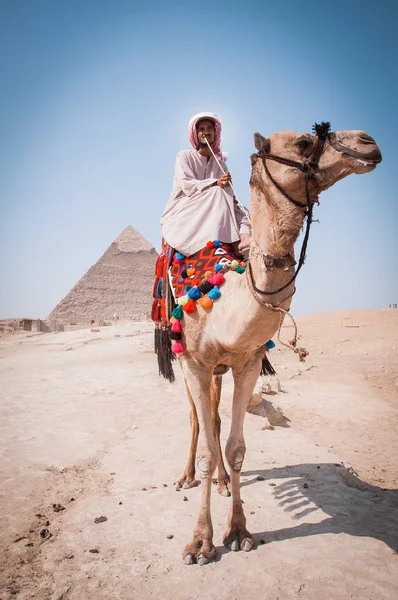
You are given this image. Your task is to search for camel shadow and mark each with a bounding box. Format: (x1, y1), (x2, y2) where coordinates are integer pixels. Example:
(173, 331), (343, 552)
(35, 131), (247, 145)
(241, 463), (398, 552)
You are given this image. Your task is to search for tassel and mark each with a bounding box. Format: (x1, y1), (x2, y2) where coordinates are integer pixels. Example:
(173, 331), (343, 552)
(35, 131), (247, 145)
(172, 306), (183, 320)
(230, 260), (239, 269)
(172, 341), (184, 353)
(208, 286), (221, 300)
(154, 328), (176, 382)
(265, 339), (276, 349)
(198, 295), (213, 308)
(169, 331), (182, 340)
(171, 320), (182, 332)
(205, 270), (212, 278)
(177, 295), (189, 306)
(187, 287), (201, 300)
(215, 264), (223, 272)
(236, 266), (246, 274)
(213, 240), (221, 248)
(260, 354), (276, 376)
(198, 281), (213, 294)
(206, 241), (214, 249)
(175, 252), (185, 261)
(186, 267), (195, 277)
(183, 299), (196, 313)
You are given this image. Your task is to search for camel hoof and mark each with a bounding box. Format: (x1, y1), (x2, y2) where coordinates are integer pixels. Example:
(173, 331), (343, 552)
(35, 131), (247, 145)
(197, 553), (209, 566)
(230, 540), (239, 552)
(221, 489), (231, 497)
(182, 482), (191, 489)
(241, 538), (254, 552)
(184, 554), (194, 565)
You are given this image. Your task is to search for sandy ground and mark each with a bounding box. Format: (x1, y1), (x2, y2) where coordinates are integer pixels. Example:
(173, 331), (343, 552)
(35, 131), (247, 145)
(1, 309), (397, 600)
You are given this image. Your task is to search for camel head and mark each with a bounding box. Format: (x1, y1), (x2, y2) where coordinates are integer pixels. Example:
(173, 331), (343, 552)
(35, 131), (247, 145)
(251, 125), (382, 204)
(249, 124), (382, 257)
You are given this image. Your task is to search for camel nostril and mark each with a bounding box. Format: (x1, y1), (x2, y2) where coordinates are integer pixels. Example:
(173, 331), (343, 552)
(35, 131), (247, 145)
(359, 134), (376, 145)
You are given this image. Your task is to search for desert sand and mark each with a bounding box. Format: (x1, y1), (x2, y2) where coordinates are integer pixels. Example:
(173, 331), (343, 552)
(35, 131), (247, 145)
(1, 309), (397, 600)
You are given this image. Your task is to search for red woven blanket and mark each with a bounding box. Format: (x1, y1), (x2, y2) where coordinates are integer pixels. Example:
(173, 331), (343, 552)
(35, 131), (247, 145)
(152, 241), (240, 326)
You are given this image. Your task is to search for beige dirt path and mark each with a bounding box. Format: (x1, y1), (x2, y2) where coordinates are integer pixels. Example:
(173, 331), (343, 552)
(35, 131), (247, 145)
(1, 310), (397, 600)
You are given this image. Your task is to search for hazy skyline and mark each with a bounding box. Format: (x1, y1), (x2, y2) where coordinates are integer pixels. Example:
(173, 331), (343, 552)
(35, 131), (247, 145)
(1, 0), (397, 319)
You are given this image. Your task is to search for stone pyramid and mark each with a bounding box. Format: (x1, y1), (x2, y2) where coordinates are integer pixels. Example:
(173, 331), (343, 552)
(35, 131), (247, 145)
(48, 226), (158, 324)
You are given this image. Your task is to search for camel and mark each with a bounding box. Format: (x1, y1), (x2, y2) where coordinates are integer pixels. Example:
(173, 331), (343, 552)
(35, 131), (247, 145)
(163, 123), (382, 565)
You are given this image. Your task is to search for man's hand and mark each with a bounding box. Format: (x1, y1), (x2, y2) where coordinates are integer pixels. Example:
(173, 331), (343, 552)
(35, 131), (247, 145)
(217, 172), (232, 188)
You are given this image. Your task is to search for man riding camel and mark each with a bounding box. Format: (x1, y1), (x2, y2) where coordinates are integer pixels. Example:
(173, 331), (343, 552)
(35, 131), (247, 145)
(160, 112), (251, 257)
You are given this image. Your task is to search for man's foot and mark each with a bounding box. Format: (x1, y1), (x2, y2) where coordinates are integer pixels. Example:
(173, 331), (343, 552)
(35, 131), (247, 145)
(238, 233), (251, 252)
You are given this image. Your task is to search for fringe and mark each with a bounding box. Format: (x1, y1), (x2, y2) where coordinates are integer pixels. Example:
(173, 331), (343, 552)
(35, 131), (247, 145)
(260, 353), (276, 376)
(154, 327), (176, 383)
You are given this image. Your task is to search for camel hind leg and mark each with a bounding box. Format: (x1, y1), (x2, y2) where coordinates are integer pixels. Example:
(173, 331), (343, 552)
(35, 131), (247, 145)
(176, 380), (199, 490)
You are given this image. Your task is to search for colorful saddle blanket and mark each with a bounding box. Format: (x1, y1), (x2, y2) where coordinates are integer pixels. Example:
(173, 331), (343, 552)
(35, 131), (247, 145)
(151, 241), (245, 327)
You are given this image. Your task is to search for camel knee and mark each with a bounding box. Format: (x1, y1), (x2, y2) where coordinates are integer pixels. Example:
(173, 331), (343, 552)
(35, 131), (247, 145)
(226, 443), (246, 473)
(197, 450), (217, 479)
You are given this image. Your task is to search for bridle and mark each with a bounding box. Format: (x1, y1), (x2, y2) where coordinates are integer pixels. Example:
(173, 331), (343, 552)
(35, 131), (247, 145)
(248, 121), (331, 297)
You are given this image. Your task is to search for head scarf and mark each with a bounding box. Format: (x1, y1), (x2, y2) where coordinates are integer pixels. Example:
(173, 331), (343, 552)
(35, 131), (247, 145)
(188, 112), (226, 161)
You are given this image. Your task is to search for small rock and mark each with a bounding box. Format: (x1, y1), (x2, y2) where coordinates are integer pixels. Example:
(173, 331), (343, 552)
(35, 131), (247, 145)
(94, 516), (107, 524)
(259, 539), (266, 545)
(119, 501), (123, 505)
(25, 543), (34, 547)
(141, 488), (147, 491)
(250, 511), (255, 515)
(90, 328), (100, 333)
(39, 528), (51, 540)
(53, 504), (65, 513)
(268, 482), (276, 486)
(303, 483), (309, 489)
(89, 548), (99, 553)
(256, 475), (265, 481)
(163, 484), (168, 487)
(167, 534), (174, 539)
(183, 496), (188, 501)
(67, 554), (74, 559)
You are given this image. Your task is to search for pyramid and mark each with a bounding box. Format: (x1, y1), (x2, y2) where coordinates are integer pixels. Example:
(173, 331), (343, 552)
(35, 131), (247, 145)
(48, 226), (158, 324)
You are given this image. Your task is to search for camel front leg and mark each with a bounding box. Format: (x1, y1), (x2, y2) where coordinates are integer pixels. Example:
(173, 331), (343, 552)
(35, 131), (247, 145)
(180, 359), (217, 566)
(210, 375), (230, 497)
(176, 381), (199, 490)
(224, 355), (262, 552)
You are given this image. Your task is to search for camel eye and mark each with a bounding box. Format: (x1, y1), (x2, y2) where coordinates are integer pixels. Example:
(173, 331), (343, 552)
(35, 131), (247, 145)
(296, 138), (313, 150)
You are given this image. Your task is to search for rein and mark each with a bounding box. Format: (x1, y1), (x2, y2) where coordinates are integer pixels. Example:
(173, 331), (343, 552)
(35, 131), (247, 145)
(248, 122), (331, 297)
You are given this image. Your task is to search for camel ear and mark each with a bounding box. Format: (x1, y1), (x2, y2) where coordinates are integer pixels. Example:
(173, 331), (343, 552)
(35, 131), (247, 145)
(254, 132), (270, 153)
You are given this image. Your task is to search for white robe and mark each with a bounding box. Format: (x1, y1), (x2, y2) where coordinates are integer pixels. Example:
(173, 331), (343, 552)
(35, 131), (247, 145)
(160, 149), (251, 256)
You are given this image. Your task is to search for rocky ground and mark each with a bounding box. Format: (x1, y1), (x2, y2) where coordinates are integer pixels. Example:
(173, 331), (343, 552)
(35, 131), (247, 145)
(0, 309), (397, 600)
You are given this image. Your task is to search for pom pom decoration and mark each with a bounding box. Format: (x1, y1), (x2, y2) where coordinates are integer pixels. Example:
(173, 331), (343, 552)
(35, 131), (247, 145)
(177, 295), (189, 306)
(215, 263), (223, 272)
(236, 266), (246, 274)
(172, 306), (183, 320)
(265, 340), (276, 350)
(198, 281), (213, 294)
(208, 286), (221, 300)
(186, 268), (195, 277)
(175, 252), (185, 261)
(172, 341), (184, 353)
(213, 239), (221, 248)
(205, 271), (212, 278)
(171, 320), (182, 332)
(206, 241), (214, 249)
(170, 316), (176, 324)
(169, 331), (182, 340)
(198, 295), (213, 308)
(187, 287), (201, 300)
(231, 260), (239, 269)
(183, 299), (196, 313)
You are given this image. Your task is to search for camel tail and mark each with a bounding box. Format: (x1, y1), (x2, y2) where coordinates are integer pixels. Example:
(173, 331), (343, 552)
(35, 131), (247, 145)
(154, 327), (176, 382)
(260, 354), (276, 376)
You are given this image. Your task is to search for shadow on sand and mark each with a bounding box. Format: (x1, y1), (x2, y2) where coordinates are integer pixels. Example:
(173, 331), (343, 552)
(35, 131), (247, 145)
(240, 463), (398, 552)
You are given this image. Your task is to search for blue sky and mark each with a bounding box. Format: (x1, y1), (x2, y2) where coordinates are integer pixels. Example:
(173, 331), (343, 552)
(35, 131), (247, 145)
(1, 0), (397, 318)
